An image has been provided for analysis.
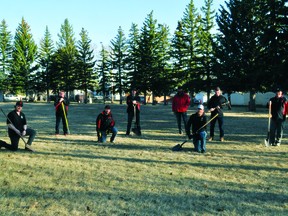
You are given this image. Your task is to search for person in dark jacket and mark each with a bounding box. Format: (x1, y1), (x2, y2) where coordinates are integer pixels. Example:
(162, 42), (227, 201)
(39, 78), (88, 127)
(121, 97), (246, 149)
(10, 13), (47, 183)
(172, 86), (191, 134)
(186, 104), (207, 153)
(268, 88), (286, 146)
(207, 87), (228, 142)
(54, 90), (70, 135)
(96, 105), (118, 143)
(126, 88), (141, 136)
(0, 101), (36, 151)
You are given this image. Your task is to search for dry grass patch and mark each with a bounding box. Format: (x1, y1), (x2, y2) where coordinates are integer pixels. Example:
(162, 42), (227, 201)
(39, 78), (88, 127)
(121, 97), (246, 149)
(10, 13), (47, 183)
(0, 102), (287, 215)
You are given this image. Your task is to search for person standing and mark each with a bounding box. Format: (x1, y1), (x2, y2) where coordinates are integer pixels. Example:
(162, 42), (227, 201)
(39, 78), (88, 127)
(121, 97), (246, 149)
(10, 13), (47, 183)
(186, 104), (207, 153)
(54, 90), (70, 135)
(172, 86), (191, 134)
(0, 101), (36, 151)
(96, 105), (118, 143)
(268, 88), (286, 146)
(207, 87), (228, 142)
(126, 88), (141, 136)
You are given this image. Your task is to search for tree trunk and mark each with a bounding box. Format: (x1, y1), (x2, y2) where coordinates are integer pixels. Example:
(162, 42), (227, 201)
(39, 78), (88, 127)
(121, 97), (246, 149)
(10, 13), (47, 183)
(248, 90), (256, 111)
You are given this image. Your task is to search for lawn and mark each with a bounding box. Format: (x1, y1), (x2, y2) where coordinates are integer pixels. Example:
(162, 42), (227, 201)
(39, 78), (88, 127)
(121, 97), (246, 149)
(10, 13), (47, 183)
(0, 102), (287, 216)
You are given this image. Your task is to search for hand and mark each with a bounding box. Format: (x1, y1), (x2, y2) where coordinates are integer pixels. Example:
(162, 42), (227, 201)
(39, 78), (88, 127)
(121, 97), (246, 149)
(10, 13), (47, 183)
(22, 130), (26, 136)
(209, 108), (215, 112)
(133, 100), (137, 105)
(60, 98), (64, 102)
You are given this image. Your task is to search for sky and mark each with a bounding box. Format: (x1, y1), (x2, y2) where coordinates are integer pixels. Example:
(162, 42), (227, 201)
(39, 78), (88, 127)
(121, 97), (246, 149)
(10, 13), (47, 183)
(1, 0), (226, 50)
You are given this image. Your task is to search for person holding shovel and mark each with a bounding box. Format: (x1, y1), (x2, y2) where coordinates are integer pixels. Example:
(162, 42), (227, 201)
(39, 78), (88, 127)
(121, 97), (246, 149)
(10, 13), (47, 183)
(207, 87), (228, 142)
(54, 90), (70, 135)
(186, 104), (207, 153)
(0, 101), (36, 151)
(126, 88), (141, 136)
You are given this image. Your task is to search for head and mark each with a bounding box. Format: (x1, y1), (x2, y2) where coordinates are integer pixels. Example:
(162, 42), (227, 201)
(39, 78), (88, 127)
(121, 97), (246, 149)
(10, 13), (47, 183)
(104, 105), (111, 114)
(15, 101), (23, 112)
(131, 88), (137, 96)
(59, 91), (65, 98)
(215, 87), (221, 96)
(276, 88), (283, 98)
(197, 104), (204, 115)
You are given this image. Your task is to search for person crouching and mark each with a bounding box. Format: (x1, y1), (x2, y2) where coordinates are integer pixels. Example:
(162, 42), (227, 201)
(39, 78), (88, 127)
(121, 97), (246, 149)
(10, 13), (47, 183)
(186, 104), (207, 153)
(96, 105), (118, 143)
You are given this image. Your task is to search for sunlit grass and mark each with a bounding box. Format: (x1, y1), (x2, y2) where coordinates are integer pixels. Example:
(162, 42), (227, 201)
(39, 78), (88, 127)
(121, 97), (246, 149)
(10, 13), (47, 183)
(0, 102), (287, 215)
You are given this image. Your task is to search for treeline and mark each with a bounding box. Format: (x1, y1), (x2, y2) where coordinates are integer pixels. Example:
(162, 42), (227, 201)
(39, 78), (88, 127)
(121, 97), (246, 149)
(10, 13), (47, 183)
(0, 0), (287, 109)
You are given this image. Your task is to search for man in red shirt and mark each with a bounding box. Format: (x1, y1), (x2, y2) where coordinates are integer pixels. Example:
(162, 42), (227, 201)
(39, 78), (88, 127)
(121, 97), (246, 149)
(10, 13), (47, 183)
(172, 86), (191, 134)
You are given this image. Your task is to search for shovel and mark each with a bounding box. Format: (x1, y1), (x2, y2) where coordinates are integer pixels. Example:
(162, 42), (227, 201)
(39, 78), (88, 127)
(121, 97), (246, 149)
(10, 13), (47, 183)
(171, 140), (188, 151)
(264, 101), (272, 147)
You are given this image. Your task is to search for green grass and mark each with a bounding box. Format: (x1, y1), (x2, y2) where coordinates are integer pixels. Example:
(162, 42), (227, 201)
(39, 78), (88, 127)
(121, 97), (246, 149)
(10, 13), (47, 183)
(0, 102), (287, 216)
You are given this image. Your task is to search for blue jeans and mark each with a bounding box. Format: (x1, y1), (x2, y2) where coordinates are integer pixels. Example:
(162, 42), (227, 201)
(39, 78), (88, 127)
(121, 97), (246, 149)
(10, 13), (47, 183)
(210, 115), (224, 138)
(99, 127), (118, 143)
(193, 131), (207, 152)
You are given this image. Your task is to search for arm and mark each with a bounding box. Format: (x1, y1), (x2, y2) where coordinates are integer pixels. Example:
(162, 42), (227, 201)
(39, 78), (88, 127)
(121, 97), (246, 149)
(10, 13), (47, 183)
(7, 123), (21, 136)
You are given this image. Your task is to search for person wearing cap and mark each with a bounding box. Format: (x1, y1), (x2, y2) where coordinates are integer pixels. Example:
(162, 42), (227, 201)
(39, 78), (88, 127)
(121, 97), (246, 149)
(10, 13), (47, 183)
(207, 87), (228, 142)
(126, 88), (141, 136)
(267, 88), (287, 146)
(172, 86), (191, 134)
(96, 105), (118, 143)
(0, 101), (36, 151)
(54, 90), (70, 135)
(186, 104), (207, 153)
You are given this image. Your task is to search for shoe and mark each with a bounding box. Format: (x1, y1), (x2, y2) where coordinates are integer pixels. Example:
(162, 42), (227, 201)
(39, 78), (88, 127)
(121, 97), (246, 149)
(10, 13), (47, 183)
(220, 137), (224, 142)
(201, 150), (206, 153)
(208, 137), (213, 141)
(275, 141), (280, 146)
(179, 130), (183, 134)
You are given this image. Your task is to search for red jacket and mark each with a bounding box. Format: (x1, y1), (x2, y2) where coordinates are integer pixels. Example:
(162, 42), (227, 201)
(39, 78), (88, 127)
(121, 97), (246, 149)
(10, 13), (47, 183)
(172, 92), (190, 113)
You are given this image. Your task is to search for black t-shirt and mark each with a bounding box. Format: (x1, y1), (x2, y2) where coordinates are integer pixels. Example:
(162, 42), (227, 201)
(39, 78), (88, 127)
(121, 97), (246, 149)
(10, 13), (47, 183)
(7, 110), (27, 135)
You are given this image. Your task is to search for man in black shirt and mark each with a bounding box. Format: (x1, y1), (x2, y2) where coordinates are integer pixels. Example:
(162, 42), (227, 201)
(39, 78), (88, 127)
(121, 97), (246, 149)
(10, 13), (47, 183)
(207, 87), (228, 142)
(0, 101), (36, 151)
(268, 88), (286, 146)
(126, 88), (141, 136)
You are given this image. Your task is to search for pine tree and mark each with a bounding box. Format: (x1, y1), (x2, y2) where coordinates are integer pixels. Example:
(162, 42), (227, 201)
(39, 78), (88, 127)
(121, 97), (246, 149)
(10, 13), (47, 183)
(126, 23), (140, 90)
(56, 18), (78, 95)
(110, 26), (128, 104)
(76, 28), (96, 103)
(10, 17), (38, 96)
(97, 43), (111, 104)
(37, 26), (55, 101)
(0, 19), (13, 91)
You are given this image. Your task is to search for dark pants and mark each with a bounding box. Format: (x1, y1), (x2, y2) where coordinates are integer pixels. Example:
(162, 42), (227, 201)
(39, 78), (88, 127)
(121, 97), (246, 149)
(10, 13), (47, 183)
(0, 128), (36, 151)
(175, 112), (188, 132)
(270, 119), (285, 144)
(55, 113), (68, 134)
(126, 111), (141, 134)
(209, 115), (224, 138)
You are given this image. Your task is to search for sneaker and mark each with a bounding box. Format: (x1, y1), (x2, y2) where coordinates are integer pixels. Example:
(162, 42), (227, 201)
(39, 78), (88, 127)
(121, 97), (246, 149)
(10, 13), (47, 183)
(275, 141), (280, 146)
(179, 130), (183, 134)
(201, 150), (206, 153)
(208, 137), (213, 141)
(220, 137), (224, 142)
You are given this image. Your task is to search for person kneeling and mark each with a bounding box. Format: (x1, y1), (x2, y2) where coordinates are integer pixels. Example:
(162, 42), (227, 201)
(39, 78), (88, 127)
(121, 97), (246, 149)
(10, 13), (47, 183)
(96, 105), (118, 143)
(186, 104), (207, 153)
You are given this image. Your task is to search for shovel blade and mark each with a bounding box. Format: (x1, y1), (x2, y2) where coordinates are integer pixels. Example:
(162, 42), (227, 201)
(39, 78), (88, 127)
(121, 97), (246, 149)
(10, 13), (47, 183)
(172, 144), (182, 151)
(264, 138), (269, 147)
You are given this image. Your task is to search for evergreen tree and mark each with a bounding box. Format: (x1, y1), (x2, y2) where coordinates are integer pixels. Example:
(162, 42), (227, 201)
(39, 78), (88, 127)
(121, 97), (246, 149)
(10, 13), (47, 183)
(198, 0), (216, 98)
(37, 26), (55, 101)
(0, 19), (13, 91)
(126, 23), (140, 90)
(56, 18), (78, 95)
(179, 0), (202, 93)
(110, 26), (128, 104)
(97, 43), (111, 103)
(76, 28), (96, 103)
(10, 17), (38, 96)
(216, 0), (264, 111)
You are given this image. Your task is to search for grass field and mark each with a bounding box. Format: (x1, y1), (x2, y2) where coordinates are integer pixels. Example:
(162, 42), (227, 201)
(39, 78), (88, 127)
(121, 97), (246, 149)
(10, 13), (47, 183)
(0, 102), (287, 216)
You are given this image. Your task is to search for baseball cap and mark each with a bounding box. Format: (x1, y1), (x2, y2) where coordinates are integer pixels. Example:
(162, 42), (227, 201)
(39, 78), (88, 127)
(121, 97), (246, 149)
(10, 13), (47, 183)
(197, 104), (204, 110)
(104, 105), (111, 109)
(15, 101), (23, 107)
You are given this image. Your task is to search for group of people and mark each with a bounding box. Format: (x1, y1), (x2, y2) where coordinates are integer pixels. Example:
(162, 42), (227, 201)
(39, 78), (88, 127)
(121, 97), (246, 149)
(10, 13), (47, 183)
(172, 86), (287, 153)
(1, 87), (287, 152)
